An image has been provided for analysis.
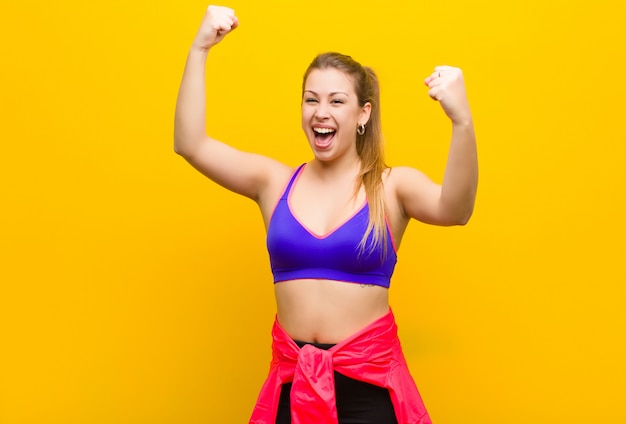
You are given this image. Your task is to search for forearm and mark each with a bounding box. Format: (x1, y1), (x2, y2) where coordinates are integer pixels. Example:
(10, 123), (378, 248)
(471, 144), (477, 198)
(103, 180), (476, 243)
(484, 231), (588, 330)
(174, 46), (210, 156)
(440, 120), (478, 224)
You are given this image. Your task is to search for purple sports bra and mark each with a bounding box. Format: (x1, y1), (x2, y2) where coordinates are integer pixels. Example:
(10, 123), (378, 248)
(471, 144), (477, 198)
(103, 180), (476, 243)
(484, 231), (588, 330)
(266, 164), (397, 288)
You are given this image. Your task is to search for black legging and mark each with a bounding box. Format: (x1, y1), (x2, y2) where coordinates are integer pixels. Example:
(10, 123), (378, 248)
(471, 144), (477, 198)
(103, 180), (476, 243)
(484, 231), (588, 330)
(275, 341), (398, 424)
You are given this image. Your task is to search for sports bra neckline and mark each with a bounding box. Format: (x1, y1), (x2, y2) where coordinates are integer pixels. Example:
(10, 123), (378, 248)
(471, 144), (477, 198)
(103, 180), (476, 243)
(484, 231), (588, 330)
(285, 164), (368, 239)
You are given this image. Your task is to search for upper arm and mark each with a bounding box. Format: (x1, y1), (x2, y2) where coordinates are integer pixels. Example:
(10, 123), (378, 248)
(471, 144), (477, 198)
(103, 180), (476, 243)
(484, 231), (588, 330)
(390, 166), (458, 226)
(176, 135), (291, 202)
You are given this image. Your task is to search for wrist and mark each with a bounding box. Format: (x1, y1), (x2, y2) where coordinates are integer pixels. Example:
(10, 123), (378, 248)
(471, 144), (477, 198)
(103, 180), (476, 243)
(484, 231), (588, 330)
(189, 43), (211, 57)
(451, 117), (474, 128)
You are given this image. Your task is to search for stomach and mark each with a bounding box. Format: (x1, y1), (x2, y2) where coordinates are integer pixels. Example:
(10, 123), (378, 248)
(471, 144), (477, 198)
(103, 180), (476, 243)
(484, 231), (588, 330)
(273, 279), (391, 344)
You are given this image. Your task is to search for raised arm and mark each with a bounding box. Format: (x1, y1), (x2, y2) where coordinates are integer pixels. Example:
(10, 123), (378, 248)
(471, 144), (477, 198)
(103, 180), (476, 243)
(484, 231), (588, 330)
(393, 66), (478, 226)
(174, 5), (288, 202)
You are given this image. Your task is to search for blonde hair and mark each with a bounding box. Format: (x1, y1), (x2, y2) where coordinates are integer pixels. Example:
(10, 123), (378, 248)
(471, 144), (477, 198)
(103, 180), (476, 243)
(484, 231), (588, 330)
(302, 52), (388, 255)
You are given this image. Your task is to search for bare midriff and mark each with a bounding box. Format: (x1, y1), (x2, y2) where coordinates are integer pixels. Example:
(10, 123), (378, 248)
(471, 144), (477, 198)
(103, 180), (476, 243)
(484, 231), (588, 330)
(274, 278), (391, 344)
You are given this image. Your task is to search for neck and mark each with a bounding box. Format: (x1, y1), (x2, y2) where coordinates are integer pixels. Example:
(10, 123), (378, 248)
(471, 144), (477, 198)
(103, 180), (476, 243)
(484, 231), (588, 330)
(308, 154), (362, 182)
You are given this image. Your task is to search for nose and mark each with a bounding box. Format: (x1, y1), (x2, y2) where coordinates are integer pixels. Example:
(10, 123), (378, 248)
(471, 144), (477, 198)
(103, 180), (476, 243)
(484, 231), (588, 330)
(314, 102), (330, 120)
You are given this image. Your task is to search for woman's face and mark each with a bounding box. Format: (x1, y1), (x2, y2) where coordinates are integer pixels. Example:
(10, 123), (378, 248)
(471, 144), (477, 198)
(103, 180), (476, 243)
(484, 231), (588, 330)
(301, 68), (371, 162)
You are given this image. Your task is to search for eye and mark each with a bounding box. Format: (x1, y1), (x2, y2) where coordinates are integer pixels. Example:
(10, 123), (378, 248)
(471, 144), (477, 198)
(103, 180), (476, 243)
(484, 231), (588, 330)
(331, 99), (345, 104)
(304, 98), (318, 103)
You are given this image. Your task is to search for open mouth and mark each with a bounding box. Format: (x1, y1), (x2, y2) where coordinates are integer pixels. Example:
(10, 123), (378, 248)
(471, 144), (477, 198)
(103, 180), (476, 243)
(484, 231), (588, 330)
(313, 127), (336, 149)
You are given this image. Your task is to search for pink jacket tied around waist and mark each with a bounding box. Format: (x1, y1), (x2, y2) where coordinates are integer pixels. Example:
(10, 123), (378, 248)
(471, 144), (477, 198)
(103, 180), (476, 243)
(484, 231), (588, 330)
(249, 310), (432, 424)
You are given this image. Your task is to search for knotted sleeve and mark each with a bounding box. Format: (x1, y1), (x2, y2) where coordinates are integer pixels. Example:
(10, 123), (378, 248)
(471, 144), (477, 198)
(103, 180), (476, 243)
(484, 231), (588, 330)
(290, 344), (338, 424)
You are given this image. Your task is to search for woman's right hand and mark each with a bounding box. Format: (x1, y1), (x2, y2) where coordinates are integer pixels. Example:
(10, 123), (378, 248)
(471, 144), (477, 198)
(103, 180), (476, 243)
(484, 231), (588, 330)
(192, 5), (239, 51)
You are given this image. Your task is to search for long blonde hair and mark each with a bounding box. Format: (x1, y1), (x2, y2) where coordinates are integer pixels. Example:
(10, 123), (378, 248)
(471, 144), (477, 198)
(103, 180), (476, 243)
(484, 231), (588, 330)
(302, 52), (388, 255)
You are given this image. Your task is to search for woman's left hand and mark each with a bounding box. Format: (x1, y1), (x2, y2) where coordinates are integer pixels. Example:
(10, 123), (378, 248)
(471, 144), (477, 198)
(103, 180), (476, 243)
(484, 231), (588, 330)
(424, 66), (472, 125)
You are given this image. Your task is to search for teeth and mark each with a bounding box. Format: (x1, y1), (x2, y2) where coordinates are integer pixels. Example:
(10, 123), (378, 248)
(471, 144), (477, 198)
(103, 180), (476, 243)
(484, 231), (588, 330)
(313, 127), (335, 134)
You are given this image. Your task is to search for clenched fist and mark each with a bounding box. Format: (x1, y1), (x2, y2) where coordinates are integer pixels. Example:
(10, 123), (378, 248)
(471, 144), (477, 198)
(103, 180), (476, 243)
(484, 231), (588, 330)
(424, 66), (472, 125)
(192, 5), (239, 51)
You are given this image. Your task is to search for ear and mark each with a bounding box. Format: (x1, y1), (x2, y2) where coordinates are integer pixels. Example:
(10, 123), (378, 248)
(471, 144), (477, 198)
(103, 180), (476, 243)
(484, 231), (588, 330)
(359, 102), (372, 126)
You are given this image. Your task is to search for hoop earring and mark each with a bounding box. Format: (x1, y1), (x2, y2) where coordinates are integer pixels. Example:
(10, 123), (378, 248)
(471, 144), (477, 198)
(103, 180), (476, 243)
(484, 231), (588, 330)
(357, 124), (365, 136)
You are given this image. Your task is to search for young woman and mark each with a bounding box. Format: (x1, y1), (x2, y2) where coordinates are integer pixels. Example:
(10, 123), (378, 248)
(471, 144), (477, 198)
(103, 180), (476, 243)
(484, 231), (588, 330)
(174, 6), (478, 424)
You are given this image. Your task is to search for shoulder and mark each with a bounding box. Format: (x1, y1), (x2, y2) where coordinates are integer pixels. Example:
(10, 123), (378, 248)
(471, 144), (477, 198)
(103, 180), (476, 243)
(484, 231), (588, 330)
(384, 166), (433, 191)
(258, 161), (303, 217)
(263, 161), (302, 196)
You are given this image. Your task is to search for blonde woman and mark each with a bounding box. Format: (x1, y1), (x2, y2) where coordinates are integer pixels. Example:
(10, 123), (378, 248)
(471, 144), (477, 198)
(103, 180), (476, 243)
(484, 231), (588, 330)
(174, 5), (478, 424)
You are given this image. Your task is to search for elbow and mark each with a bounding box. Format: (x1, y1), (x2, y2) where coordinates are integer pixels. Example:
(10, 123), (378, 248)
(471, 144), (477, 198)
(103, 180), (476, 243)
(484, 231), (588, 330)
(455, 211), (473, 226)
(173, 134), (193, 159)
(441, 189), (477, 226)
(173, 140), (185, 157)
(173, 133), (184, 156)
(440, 204), (475, 226)
(444, 214), (471, 227)
(174, 131), (208, 160)
(457, 204), (476, 226)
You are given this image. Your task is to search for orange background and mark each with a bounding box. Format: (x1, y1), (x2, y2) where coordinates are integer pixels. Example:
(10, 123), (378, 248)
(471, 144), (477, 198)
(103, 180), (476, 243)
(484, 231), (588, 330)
(1, 0), (625, 423)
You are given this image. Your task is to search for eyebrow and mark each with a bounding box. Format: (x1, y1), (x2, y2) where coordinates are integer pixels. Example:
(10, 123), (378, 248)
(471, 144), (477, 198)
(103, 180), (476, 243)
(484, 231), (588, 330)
(303, 90), (350, 96)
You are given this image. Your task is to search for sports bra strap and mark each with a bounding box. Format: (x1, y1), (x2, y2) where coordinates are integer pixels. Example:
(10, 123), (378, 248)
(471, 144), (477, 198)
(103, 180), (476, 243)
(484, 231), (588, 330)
(280, 163), (306, 200)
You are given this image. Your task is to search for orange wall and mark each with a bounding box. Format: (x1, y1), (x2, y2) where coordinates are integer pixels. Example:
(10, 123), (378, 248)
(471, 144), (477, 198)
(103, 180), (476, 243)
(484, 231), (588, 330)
(2, 0), (625, 423)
